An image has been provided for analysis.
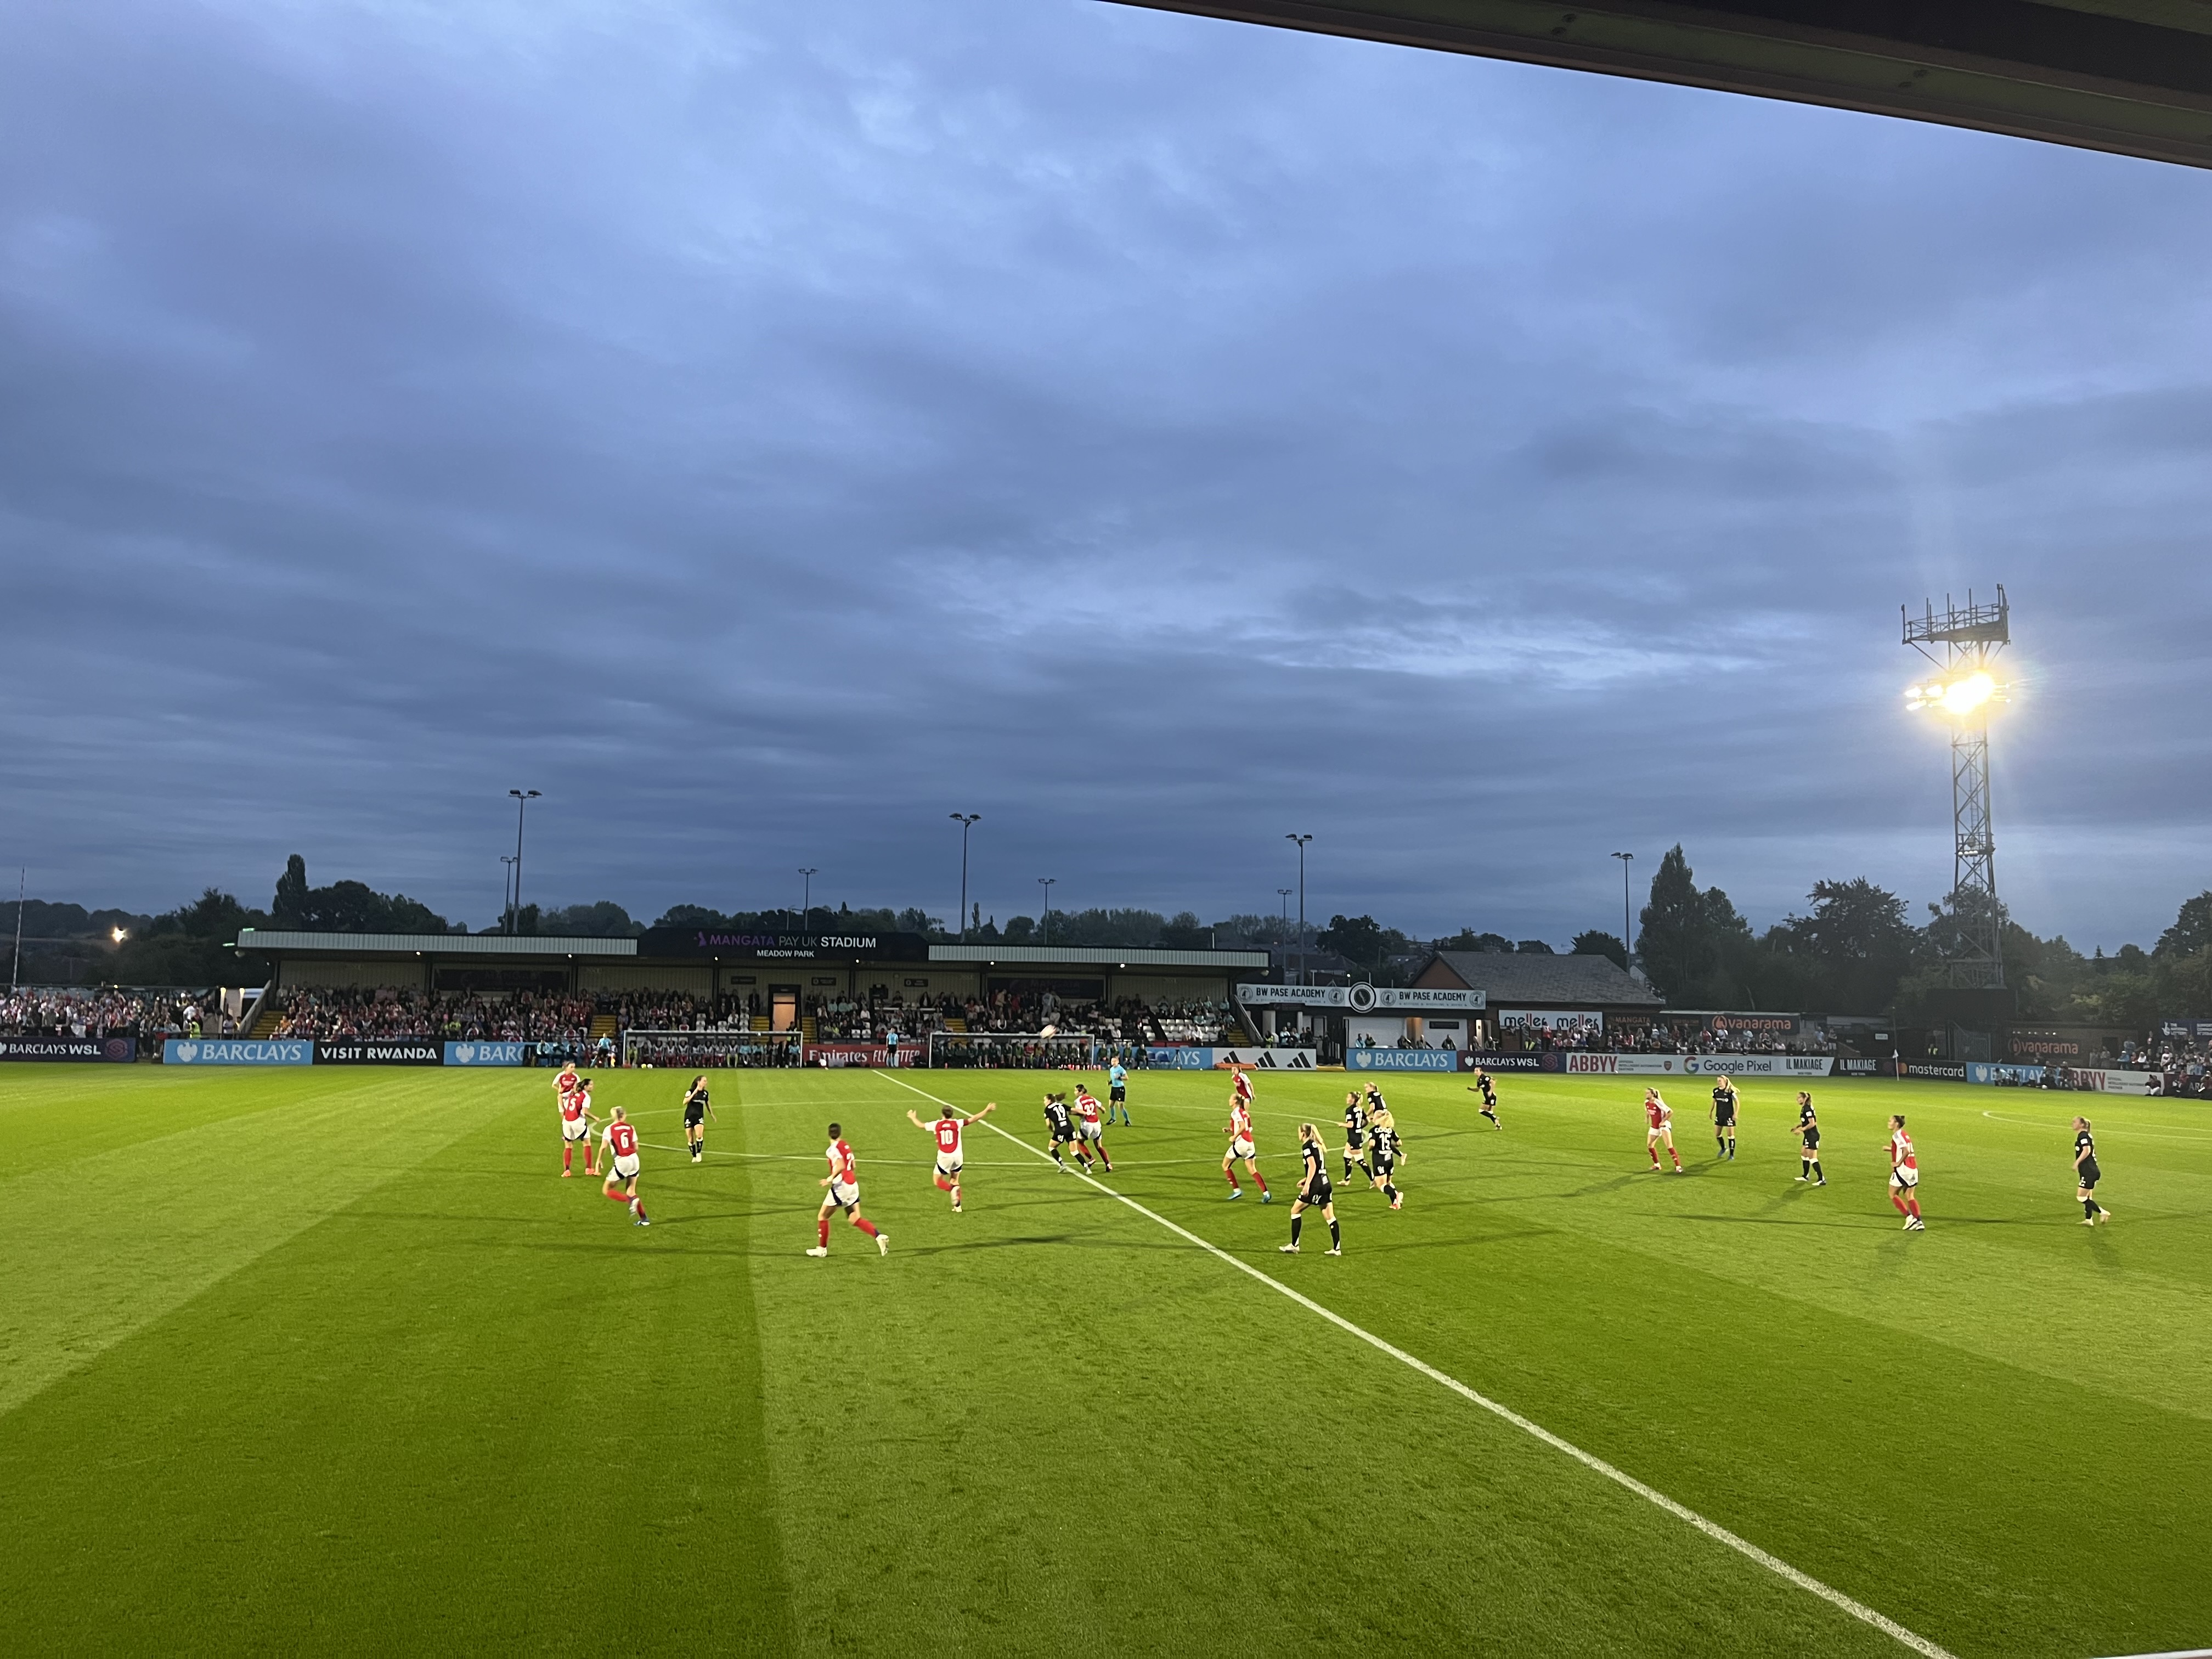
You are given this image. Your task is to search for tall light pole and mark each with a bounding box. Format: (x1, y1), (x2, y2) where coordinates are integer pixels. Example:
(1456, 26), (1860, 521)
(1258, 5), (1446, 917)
(950, 814), (981, 941)
(798, 868), (818, 934)
(1610, 851), (1634, 971)
(1277, 887), (1293, 945)
(500, 855), (518, 933)
(507, 789), (540, 934)
(1905, 587), (2011, 989)
(1037, 877), (1056, 945)
(1285, 834), (1312, 985)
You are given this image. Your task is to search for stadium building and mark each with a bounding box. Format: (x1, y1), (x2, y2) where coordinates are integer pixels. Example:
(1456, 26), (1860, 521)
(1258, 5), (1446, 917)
(1409, 950), (1663, 1048)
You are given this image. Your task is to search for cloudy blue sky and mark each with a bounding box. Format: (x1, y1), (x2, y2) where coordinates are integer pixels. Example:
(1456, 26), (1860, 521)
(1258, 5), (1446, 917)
(3, 0), (2209, 946)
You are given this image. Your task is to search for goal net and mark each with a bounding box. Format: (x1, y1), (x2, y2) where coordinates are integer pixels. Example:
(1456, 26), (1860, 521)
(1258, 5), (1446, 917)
(622, 1029), (803, 1069)
(927, 1031), (1130, 1070)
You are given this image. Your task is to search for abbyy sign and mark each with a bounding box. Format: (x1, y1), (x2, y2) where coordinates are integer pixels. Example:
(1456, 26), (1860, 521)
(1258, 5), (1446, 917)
(1458, 1052), (1558, 1073)
(1212, 1047), (1317, 1070)
(639, 927), (927, 962)
(0, 1034), (136, 1063)
(1561, 1052), (1686, 1075)
(2063, 1068), (2160, 1095)
(445, 1041), (528, 1067)
(1347, 1048), (1457, 1073)
(1498, 1010), (1604, 1032)
(165, 1039), (312, 1066)
(1236, 983), (1485, 1011)
(1681, 1054), (1835, 1077)
(803, 1043), (918, 1068)
(315, 1040), (443, 1066)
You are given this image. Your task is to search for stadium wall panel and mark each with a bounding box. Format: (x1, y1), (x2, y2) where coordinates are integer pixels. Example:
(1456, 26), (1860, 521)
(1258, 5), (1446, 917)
(577, 963), (713, 994)
(278, 958), (430, 991)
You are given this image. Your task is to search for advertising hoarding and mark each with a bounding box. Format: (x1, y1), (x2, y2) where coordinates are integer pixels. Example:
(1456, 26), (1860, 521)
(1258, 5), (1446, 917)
(0, 1034), (137, 1062)
(314, 1040), (444, 1066)
(163, 1039), (313, 1066)
(1346, 1049), (1458, 1073)
(444, 1041), (528, 1066)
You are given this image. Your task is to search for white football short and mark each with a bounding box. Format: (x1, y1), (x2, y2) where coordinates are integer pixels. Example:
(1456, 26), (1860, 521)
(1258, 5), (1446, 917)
(829, 1179), (860, 1209)
(1890, 1166), (1920, 1189)
(1231, 1136), (1255, 1160)
(935, 1154), (962, 1177)
(1077, 1122), (1101, 1142)
(612, 1153), (641, 1180)
(563, 1120), (591, 1142)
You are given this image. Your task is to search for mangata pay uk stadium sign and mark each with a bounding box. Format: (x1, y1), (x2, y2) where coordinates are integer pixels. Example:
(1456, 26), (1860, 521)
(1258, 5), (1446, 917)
(638, 928), (929, 962)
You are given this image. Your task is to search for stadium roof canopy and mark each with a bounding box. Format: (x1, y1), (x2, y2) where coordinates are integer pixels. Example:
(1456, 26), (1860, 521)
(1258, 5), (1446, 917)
(1112, 0), (2212, 170)
(1417, 949), (1665, 1006)
(235, 929), (638, 957)
(927, 943), (1272, 969)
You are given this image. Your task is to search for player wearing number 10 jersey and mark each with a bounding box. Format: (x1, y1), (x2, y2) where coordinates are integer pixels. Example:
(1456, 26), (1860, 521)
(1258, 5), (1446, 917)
(908, 1101), (996, 1212)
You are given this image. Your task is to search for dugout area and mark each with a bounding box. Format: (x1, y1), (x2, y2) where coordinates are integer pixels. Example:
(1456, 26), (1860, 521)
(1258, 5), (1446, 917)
(5, 1062), (2209, 1655)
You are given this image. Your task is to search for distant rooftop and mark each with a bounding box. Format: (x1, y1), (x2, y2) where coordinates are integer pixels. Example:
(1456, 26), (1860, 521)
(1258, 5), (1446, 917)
(235, 930), (637, 957)
(1420, 951), (1662, 1007)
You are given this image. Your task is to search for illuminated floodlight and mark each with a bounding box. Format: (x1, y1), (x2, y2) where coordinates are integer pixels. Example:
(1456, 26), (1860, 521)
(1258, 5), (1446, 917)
(1905, 670), (2001, 716)
(111, 927), (128, 943)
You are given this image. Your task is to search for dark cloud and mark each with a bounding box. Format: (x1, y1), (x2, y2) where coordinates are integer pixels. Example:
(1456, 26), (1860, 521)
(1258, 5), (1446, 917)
(2, 0), (2208, 948)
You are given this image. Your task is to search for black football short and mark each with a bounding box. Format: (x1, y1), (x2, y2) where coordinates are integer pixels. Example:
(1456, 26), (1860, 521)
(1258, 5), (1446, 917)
(684, 1105), (706, 1126)
(2078, 1161), (2100, 1188)
(1300, 1180), (1334, 1207)
(1801, 1130), (1820, 1150)
(1051, 1126), (1073, 1144)
(1110, 1085), (1125, 1102)
(1714, 1106), (1736, 1126)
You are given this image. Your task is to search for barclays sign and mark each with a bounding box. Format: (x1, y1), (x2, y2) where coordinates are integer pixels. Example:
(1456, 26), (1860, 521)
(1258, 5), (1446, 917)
(444, 1041), (528, 1066)
(164, 1039), (313, 1066)
(1346, 1049), (1459, 1073)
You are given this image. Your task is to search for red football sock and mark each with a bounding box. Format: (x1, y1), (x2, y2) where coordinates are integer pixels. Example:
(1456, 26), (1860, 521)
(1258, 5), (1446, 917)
(851, 1216), (879, 1238)
(819, 1216), (831, 1246)
(563, 1144), (573, 1170)
(604, 1188), (630, 1204)
(1892, 1191), (1909, 1215)
(933, 1175), (953, 1192)
(1907, 1198), (1921, 1219)
(1226, 1169), (1240, 1188)
(1252, 1172), (1268, 1193)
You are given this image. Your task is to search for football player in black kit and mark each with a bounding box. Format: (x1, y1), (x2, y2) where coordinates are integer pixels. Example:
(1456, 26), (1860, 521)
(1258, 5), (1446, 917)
(1043, 1091), (1081, 1171)
(1710, 1075), (1739, 1161)
(1367, 1101), (1404, 1211)
(2073, 1116), (2110, 1225)
(1793, 1091), (1825, 1186)
(1280, 1123), (1341, 1255)
(1341, 1090), (1370, 1184)
(682, 1074), (716, 1163)
(1466, 1067), (1502, 1128)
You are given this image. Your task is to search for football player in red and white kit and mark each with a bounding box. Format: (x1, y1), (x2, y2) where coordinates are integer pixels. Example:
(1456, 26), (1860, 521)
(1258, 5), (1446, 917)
(553, 1061), (580, 1107)
(1222, 1090), (1271, 1203)
(809, 1122), (888, 1257)
(1645, 1088), (1683, 1173)
(907, 1101), (997, 1212)
(1072, 1085), (1114, 1175)
(600, 1105), (650, 1226)
(559, 1075), (597, 1177)
(1888, 1114), (1925, 1231)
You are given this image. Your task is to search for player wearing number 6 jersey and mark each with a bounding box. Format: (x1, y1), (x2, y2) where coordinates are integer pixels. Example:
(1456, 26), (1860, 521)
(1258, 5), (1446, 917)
(809, 1122), (888, 1257)
(907, 1101), (996, 1212)
(599, 1107), (649, 1226)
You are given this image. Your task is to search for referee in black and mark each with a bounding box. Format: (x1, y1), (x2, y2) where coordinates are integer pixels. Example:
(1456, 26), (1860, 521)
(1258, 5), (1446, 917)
(2073, 1116), (2111, 1225)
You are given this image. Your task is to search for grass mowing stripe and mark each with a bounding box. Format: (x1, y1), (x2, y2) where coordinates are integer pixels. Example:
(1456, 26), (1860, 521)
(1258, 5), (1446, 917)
(0, 1076), (503, 1420)
(877, 1069), (1956, 1659)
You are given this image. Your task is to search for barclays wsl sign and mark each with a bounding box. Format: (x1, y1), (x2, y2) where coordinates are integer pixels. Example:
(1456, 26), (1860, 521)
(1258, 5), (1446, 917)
(165, 1039), (313, 1066)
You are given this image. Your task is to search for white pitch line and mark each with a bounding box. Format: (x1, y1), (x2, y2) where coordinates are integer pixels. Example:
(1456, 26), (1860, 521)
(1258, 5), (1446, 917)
(877, 1070), (1954, 1659)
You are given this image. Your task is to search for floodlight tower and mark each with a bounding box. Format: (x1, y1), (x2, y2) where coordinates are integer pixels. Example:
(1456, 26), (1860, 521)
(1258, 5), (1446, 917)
(1902, 586), (2011, 989)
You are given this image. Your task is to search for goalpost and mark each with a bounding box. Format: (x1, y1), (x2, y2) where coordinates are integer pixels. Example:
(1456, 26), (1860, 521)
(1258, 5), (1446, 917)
(927, 1031), (1137, 1070)
(621, 1029), (803, 1068)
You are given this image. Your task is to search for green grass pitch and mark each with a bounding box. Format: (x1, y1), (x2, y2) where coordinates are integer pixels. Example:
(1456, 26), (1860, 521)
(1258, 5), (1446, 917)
(4, 1061), (2209, 1656)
